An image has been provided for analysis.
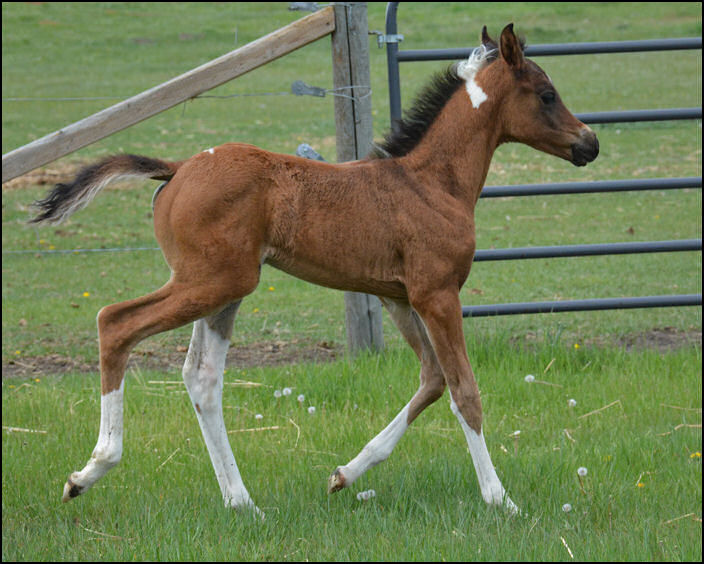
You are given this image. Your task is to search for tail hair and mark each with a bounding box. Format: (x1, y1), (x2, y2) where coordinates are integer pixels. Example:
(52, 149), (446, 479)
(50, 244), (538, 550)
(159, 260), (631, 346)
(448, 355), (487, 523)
(30, 154), (179, 225)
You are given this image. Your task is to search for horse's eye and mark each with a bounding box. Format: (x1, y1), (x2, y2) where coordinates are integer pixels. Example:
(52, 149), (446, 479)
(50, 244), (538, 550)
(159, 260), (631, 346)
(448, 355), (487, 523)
(540, 91), (556, 105)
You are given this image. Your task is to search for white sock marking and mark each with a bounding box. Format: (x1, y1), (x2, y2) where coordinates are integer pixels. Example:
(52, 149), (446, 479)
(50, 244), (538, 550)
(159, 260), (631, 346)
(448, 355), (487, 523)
(450, 397), (518, 511)
(69, 380), (124, 492)
(339, 403), (410, 486)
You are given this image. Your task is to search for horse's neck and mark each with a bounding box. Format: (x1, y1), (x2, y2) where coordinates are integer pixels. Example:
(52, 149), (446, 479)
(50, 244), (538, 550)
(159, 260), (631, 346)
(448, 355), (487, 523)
(403, 88), (501, 209)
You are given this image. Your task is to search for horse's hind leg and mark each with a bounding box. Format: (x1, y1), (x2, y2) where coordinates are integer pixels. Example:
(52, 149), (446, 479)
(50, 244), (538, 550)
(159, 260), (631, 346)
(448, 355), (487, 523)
(181, 302), (261, 515)
(328, 298), (446, 492)
(62, 278), (247, 503)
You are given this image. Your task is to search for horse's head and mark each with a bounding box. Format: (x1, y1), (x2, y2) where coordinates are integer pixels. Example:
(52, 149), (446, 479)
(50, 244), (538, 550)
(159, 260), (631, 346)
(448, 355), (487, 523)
(474, 24), (599, 167)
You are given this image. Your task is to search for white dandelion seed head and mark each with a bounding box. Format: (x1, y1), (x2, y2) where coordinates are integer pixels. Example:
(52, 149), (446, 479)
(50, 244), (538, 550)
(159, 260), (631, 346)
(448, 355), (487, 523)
(255, 413), (263, 420)
(568, 398), (577, 407)
(356, 489), (376, 501)
(297, 394), (305, 403)
(282, 387), (292, 396)
(524, 374), (535, 383)
(577, 466), (588, 477)
(307, 406), (316, 414)
(562, 503), (572, 513)
(274, 389), (282, 398)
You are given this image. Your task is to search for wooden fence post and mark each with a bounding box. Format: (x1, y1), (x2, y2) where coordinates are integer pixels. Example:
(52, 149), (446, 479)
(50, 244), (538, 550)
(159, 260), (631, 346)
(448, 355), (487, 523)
(330, 2), (384, 354)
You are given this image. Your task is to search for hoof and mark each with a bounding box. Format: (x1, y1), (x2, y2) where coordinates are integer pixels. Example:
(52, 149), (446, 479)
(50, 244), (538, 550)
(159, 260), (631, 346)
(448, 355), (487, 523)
(327, 467), (347, 494)
(61, 477), (82, 503)
(225, 496), (265, 520)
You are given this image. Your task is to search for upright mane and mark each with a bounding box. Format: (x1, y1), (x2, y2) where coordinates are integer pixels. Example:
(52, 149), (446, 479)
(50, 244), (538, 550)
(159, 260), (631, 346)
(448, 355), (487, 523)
(371, 45), (496, 159)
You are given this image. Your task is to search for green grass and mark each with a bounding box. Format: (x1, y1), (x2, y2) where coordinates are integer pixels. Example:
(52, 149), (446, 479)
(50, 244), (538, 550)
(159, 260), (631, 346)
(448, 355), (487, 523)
(2, 2), (702, 561)
(3, 343), (701, 561)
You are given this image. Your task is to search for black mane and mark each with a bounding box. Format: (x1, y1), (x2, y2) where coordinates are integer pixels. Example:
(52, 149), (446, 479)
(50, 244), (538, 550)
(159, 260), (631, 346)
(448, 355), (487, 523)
(371, 65), (465, 159)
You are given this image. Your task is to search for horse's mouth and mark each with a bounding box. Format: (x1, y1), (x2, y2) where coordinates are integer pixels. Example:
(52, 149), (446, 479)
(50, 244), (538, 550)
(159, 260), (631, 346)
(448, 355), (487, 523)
(570, 133), (599, 167)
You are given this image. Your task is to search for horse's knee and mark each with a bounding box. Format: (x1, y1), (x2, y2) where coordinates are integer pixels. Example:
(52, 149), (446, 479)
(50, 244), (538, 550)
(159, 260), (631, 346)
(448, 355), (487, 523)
(407, 369), (446, 423)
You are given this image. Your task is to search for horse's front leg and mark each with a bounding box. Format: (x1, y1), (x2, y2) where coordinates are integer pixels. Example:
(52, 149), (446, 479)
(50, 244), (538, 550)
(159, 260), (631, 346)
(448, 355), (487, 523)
(328, 298), (446, 492)
(411, 288), (518, 513)
(182, 302), (261, 516)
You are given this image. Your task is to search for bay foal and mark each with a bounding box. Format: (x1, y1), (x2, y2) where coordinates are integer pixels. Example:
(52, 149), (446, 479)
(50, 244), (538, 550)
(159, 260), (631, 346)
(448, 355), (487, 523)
(32, 25), (598, 514)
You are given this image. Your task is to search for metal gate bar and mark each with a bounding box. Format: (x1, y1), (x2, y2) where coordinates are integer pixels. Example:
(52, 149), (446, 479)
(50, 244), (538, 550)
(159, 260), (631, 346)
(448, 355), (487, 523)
(462, 295), (702, 318)
(481, 177), (701, 198)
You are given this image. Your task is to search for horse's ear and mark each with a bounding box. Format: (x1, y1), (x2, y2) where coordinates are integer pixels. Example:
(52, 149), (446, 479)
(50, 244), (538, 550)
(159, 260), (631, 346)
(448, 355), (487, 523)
(481, 25), (498, 53)
(499, 23), (524, 70)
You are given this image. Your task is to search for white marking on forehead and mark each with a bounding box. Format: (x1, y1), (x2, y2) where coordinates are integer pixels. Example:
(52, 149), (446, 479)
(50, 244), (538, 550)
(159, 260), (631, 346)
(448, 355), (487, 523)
(456, 45), (495, 110)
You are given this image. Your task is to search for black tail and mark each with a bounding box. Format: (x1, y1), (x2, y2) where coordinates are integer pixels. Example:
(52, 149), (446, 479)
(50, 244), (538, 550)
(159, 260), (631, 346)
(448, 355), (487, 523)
(30, 154), (180, 225)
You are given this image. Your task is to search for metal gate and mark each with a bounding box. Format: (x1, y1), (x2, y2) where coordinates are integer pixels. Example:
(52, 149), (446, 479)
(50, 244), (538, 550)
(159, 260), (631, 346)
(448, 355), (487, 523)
(382, 2), (702, 318)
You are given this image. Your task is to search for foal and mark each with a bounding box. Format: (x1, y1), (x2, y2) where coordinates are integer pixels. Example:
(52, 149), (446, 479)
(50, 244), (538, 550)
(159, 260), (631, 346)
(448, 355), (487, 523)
(32, 25), (598, 514)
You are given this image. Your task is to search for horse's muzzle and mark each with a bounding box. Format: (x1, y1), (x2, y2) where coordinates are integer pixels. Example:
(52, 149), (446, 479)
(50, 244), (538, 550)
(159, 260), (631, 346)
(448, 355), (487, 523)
(570, 128), (599, 167)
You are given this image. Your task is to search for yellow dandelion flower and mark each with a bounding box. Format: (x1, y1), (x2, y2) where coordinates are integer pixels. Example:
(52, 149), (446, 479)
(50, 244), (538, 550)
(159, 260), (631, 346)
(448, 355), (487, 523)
(637, 482), (645, 488)
(573, 343), (580, 350)
(82, 292), (90, 297)
(268, 286), (275, 291)
(690, 452), (701, 459)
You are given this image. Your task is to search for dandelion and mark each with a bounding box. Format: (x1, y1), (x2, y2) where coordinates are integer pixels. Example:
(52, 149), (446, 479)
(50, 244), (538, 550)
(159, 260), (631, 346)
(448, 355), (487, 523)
(297, 394), (305, 403)
(307, 406), (316, 415)
(577, 466), (588, 495)
(356, 489), (376, 501)
(252, 307), (260, 313)
(273, 389), (282, 398)
(268, 286), (275, 292)
(690, 452), (701, 459)
(568, 398), (577, 407)
(573, 343), (580, 350)
(637, 482), (645, 488)
(524, 373), (561, 387)
(82, 291), (90, 297)
(562, 503), (572, 513)
(255, 413), (263, 420)
(282, 387), (292, 396)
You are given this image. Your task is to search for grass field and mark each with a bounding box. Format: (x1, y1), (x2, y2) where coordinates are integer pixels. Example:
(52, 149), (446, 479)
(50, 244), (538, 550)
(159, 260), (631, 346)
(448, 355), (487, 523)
(2, 2), (702, 561)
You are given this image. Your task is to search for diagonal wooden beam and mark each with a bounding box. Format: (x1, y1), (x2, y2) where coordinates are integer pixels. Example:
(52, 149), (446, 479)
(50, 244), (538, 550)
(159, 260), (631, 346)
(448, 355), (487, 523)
(2, 6), (335, 183)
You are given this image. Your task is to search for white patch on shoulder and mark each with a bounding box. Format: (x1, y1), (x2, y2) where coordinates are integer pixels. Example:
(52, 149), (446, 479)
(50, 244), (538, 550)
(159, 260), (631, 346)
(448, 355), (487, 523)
(456, 45), (495, 110)
(203, 147), (215, 155)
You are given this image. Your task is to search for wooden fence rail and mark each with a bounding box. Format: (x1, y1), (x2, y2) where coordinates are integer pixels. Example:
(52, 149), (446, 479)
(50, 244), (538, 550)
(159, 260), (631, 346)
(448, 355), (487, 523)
(1, 6), (335, 183)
